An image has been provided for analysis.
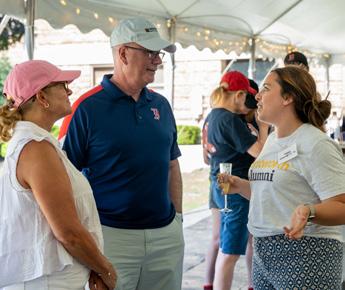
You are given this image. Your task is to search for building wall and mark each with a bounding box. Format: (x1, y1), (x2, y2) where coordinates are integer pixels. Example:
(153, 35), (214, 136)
(2, 19), (344, 125)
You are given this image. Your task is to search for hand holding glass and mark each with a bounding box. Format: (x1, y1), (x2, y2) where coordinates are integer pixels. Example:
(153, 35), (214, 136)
(219, 163), (232, 212)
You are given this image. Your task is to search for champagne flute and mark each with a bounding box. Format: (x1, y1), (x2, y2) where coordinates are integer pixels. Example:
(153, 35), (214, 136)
(219, 163), (232, 213)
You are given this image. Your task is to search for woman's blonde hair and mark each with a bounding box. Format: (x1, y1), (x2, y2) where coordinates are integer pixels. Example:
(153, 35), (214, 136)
(0, 100), (23, 142)
(210, 83), (234, 107)
(272, 67), (331, 132)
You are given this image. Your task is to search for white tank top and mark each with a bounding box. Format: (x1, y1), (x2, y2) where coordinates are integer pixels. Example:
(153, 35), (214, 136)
(0, 121), (103, 287)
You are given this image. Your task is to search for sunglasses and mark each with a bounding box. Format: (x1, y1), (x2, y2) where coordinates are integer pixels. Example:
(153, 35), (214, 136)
(44, 81), (69, 91)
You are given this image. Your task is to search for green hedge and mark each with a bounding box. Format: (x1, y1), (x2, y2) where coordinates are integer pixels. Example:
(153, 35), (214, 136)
(177, 125), (201, 145)
(0, 124), (60, 158)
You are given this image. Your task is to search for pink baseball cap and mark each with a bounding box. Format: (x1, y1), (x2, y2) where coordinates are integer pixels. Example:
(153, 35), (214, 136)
(220, 71), (257, 95)
(3, 60), (81, 108)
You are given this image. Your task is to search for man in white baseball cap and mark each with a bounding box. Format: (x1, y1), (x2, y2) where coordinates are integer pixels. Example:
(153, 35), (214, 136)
(60, 17), (183, 290)
(110, 17), (176, 53)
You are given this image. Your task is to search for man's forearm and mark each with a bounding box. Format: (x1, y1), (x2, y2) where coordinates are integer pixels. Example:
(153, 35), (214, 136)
(169, 159), (183, 213)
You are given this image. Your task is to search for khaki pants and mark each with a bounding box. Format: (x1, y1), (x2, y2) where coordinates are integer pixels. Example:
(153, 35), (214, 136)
(102, 213), (184, 290)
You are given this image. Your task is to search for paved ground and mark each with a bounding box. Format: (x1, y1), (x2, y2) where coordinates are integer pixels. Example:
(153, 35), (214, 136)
(183, 208), (249, 290)
(180, 146), (249, 290)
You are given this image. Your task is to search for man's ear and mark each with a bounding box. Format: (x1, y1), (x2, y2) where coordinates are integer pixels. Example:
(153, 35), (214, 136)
(118, 46), (128, 65)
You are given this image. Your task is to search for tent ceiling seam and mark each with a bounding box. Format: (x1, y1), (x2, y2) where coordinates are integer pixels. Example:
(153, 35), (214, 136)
(255, 0), (303, 36)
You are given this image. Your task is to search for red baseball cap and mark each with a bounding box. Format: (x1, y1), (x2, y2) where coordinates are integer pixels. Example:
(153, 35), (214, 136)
(220, 71), (257, 95)
(3, 60), (81, 108)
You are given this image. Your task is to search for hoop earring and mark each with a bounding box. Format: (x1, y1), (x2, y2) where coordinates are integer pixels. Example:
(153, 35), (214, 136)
(44, 103), (50, 109)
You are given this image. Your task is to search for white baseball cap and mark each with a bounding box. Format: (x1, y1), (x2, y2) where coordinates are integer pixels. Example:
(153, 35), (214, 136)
(110, 17), (176, 53)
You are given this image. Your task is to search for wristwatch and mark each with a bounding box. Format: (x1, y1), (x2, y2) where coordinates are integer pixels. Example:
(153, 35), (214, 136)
(304, 204), (316, 222)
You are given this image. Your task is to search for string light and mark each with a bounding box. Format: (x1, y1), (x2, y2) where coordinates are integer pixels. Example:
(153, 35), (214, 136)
(53, 3), (324, 59)
(166, 19), (172, 28)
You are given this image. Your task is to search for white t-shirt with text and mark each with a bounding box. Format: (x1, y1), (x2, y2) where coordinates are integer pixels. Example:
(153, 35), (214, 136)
(248, 123), (345, 241)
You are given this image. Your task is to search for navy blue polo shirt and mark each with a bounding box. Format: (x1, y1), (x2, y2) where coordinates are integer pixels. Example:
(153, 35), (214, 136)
(62, 74), (181, 229)
(207, 108), (257, 179)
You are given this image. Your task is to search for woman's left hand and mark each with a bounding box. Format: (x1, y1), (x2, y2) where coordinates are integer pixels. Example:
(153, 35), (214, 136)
(89, 271), (109, 290)
(283, 204), (310, 239)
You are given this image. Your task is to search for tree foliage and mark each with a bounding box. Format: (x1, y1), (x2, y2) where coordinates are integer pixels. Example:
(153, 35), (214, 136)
(0, 57), (12, 105)
(0, 14), (25, 51)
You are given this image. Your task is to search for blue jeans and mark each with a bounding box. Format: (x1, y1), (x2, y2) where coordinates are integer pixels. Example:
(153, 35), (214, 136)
(210, 177), (249, 255)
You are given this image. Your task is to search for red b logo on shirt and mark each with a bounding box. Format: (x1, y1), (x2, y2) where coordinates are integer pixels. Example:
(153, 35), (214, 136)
(151, 108), (160, 120)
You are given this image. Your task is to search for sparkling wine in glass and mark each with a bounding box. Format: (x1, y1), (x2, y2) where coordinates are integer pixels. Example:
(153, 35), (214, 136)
(219, 163), (232, 213)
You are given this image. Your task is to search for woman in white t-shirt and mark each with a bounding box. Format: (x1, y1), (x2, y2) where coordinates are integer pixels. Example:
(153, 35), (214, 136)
(0, 60), (117, 290)
(219, 66), (345, 289)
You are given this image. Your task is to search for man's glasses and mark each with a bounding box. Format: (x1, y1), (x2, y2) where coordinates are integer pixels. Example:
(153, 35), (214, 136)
(44, 81), (69, 91)
(125, 46), (165, 60)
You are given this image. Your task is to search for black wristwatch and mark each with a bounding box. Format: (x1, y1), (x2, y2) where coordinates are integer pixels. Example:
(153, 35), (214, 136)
(305, 204), (316, 222)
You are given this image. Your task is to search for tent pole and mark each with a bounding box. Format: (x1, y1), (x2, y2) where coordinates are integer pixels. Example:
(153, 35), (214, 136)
(168, 17), (176, 110)
(24, 0), (35, 60)
(0, 15), (11, 35)
(248, 37), (256, 79)
(325, 55), (331, 93)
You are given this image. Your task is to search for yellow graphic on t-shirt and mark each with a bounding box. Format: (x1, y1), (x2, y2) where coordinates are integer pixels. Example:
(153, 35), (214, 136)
(249, 160), (290, 182)
(251, 160), (290, 171)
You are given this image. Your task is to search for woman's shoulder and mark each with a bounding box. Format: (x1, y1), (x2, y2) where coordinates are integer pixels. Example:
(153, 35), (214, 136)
(297, 124), (339, 153)
(7, 121), (58, 156)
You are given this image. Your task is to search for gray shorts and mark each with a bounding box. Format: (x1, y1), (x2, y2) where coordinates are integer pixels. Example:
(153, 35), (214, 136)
(102, 213), (184, 290)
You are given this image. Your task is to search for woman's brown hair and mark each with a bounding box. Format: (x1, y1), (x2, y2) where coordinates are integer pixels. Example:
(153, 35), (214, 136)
(272, 66), (331, 131)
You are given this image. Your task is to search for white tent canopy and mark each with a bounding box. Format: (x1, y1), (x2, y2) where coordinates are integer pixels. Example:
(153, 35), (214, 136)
(2, 0), (345, 61)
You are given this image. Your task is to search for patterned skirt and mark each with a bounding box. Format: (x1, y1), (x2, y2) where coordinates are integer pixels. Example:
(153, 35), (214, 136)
(253, 234), (343, 290)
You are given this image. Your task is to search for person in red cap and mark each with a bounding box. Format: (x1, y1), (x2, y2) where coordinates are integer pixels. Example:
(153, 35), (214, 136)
(203, 71), (269, 290)
(0, 60), (116, 290)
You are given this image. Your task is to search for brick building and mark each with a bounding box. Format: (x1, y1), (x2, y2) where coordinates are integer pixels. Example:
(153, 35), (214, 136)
(2, 19), (345, 127)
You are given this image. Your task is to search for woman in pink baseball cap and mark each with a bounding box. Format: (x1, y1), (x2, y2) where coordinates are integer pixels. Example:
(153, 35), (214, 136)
(0, 60), (117, 290)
